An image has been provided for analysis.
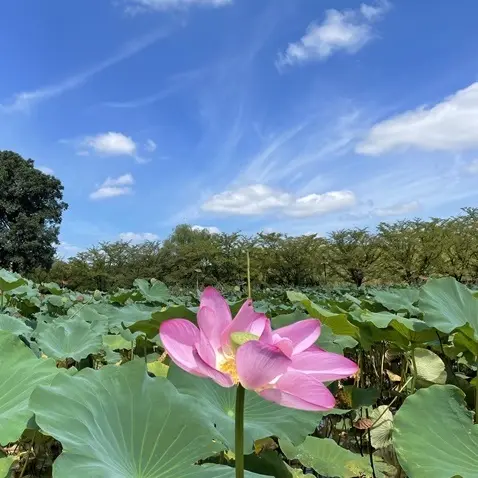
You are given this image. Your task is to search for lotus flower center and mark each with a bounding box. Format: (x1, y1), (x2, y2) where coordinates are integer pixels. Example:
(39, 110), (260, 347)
(219, 332), (260, 385)
(219, 356), (239, 384)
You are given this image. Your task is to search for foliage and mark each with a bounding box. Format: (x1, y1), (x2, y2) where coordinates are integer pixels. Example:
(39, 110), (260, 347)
(0, 269), (477, 477)
(0, 151), (68, 273)
(32, 208), (478, 292)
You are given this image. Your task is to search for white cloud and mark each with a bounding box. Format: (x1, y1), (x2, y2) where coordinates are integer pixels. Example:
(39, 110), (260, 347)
(125, 0), (232, 12)
(374, 200), (420, 217)
(90, 174), (135, 200)
(119, 232), (159, 242)
(191, 225), (221, 234)
(83, 132), (137, 157)
(287, 191), (357, 217)
(0, 29), (167, 113)
(103, 173), (135, 187)
(56, 241), (82, 258)
(357, 82), (478, 155)
(203, 185), (291, 215)
(465, 159), (478, 174)
(277, 1), (389, 67)
(360, 1), (388, 20)
(145, 139), (157, 152)
(38, 166), (54, 175)
(202, 184), (356, 217)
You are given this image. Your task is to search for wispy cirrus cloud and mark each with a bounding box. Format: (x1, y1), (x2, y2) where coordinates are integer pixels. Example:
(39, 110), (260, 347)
(119, 232), (159, 242)
(0, 28), (168, 113)
(277, 1), (390, 68)
(465, 159), (478, 174)
(124, 0), (232, 13)
(90, 173), (135, 200)
(374, 200), (420, 217)
(37, 166), (55, 175)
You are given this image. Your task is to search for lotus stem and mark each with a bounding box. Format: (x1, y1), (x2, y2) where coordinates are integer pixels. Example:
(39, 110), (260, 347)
(410, 347), (418, 392)
(235, 384), (245, 478)
(475, 384), (478, 425)
(246, 251), (251, 300)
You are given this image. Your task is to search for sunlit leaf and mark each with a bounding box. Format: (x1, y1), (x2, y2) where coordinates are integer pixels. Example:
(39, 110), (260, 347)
(372, 289), (419, 315)
(30, 360), (262, 478)
(369, 406), (393, 449)
(0, 454), (14, 477)
(0, 270), (26, 292)
(394, 384), (478, 478)
(134, 278), (171, 304)
(0, 331), (59, 445)
(36, 316), (104, 361)
(411, 348), (447, 385)
(168, 364), (339, 452)
(0, 313), (32, 338)
(102, 334), (131, 350)
(130, 304), (196, 338)
(420, 277), (478, 340)
(280, 437), (373, 478)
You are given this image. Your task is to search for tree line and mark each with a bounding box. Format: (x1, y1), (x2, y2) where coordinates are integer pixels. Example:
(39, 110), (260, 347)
(32, 207), (478, 291)
(2, 150), (477, 291)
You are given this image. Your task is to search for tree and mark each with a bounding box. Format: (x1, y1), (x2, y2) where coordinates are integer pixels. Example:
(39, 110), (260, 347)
(328, 228), (381, 287)
(377, 219), (443, 284)
(0, 151), (68, 272)
(439, 208), (478, 282)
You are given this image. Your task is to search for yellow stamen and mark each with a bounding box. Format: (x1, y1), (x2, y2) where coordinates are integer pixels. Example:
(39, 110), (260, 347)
(219, 356), (240, 384)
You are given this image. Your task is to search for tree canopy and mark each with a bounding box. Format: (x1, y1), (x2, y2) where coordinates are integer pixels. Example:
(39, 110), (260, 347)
(0, 151), (68, 272)
(33, 208), (478, 292)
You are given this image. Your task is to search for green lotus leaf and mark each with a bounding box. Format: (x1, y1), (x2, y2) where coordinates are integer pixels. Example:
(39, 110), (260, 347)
(369, 405), (393, 449)
(316, 323), (358, 353)
(102, 334), (131, 350)
(168, 364), (341, 452)
(411, 348), (447, 385)
(372, 288), (420, 315)
(134, 278), (171, 303)
(93, 303), (158, 330)
(0, 331), (59, 445)
(0, 314), (32, 338)
(280, 437), (373, 478)
(0, 454), (14, 477)
(453, 324), (478, 356)
(109, 289), (133, 304)
(42, 282), (63, 295)
(420, 277), (478, 340)
(394, 384), (478, 478)
(350, 309), (436, 344)
(29, 360), (262, 478)
(341, 386), (379, 408)
(129, 304), (197, 338)
(287, 292), (361, 340)
(69, 304), (109, 325)
(147, 360), (169, 377)
(285, 465), (313, 477)
(45, 294), (67, 308)
(243, 450), (292, 477)
(36, 316), (104, 361)
(0, 270), (26, 292)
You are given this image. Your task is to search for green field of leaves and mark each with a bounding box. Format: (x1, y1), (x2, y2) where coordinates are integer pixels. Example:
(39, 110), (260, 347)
(0, 268), (477, 477)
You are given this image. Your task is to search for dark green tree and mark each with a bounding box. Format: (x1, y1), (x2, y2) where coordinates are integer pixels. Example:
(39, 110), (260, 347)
(0, 151), (68, 272)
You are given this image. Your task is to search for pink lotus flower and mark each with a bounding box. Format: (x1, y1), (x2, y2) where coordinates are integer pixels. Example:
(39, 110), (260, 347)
(160, 287), (358, 411)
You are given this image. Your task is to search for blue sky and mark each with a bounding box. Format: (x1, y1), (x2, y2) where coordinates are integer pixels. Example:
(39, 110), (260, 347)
(2, 0), (478, 257)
